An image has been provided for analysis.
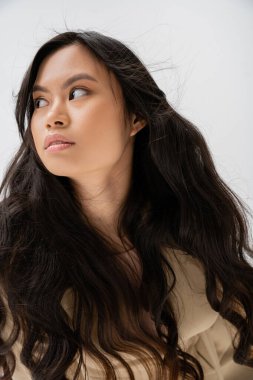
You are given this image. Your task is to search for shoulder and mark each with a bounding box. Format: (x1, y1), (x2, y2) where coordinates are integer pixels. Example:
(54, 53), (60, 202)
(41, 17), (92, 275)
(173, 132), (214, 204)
(162, 246), (206, 287)
(162, 246), (219, 341)
(161, 246), (207, 300)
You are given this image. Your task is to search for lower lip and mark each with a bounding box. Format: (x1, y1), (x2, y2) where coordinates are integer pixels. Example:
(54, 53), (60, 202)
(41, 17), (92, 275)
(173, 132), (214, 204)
(46, 143), (75, 152)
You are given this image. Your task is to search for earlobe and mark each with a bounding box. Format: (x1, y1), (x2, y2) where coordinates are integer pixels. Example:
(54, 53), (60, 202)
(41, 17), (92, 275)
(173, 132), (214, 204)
(130, 114), (147, 137)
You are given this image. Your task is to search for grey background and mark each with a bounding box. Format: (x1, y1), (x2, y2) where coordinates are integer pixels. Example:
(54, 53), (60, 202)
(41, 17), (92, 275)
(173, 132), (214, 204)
(0, 0), (252, 242)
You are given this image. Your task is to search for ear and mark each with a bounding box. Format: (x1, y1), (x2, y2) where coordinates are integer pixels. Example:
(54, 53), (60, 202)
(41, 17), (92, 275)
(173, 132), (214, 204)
(129, 114), (147, 137)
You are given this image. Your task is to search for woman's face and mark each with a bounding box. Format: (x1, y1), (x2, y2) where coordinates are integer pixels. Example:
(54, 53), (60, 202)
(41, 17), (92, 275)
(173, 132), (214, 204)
(31, 43), (138, 178)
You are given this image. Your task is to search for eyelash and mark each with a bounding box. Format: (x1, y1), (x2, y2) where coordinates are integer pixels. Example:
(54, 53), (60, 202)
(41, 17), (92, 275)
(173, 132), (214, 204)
(33, 98), (47, 109)
(33, 87), (89, 109)
(69, 87), (89, 100)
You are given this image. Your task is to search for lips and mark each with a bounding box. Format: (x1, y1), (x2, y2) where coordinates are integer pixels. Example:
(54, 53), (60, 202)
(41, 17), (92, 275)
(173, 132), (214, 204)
(44, 134), (75, 149)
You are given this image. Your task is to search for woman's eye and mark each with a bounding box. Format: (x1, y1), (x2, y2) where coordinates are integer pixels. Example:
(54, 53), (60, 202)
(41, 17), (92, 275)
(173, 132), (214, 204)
(33, 98), (48, 109)
(69, 88), (88, 100)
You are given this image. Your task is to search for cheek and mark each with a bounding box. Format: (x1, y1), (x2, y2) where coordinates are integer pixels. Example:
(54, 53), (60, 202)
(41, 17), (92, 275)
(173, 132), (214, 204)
(30, 124), (39, 148)
(80, 99), (128, 141)
(72, 107), (129, 168)
(30, 119), (44, 155)
(82, 112), (128, 156)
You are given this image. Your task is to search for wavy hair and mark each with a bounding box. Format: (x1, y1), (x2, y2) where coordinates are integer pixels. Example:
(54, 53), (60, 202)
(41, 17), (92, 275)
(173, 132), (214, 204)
(0, 30), (253, 380)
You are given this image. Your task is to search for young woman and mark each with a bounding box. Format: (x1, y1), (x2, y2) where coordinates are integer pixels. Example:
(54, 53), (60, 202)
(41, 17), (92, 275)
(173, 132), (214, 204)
(0, 30), (252, 380)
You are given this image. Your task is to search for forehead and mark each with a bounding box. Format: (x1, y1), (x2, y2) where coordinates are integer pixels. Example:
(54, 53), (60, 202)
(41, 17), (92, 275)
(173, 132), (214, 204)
(35, 43), (119, 92)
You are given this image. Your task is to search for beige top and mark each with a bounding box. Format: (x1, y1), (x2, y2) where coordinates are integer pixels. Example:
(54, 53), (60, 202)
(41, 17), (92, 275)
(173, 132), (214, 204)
(1, 248), (253, 379)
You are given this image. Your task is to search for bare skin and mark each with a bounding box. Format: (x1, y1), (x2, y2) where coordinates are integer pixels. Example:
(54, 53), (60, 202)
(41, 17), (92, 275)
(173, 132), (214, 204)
(31, 43), (146, 244)
(30, 44), (161, 340)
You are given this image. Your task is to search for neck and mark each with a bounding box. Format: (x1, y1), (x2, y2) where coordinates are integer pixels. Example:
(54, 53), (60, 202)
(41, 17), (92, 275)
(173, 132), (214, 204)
(71, 160), (133, 242)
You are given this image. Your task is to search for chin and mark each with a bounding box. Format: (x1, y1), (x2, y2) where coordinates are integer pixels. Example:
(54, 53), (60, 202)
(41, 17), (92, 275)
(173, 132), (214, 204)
(44, 165), (70, 177)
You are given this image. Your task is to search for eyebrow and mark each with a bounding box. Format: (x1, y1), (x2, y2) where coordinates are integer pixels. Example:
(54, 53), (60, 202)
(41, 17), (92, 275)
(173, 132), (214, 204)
(32, 73), (98, 93)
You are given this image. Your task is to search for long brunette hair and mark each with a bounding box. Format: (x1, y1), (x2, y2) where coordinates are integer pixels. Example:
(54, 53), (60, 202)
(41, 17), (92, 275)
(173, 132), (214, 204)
(0, 30), (253, 380)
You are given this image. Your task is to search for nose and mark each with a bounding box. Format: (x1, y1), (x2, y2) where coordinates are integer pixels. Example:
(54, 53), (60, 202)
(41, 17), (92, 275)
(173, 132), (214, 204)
(47, 120), (67, 130)
(45, 102), (70, 129)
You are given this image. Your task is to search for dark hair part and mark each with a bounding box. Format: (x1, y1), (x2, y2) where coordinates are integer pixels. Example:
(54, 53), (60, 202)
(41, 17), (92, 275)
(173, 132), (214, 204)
(0, 30), (253, 380)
